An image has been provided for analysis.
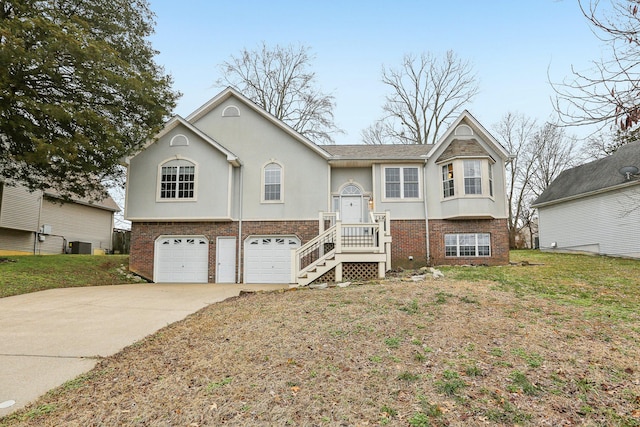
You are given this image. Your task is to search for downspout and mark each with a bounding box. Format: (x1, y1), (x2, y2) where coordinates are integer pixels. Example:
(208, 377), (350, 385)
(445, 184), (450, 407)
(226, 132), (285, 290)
(423, 158), (430, 265)
(236, 164), (244, 284)
(34, 191), (44, 255)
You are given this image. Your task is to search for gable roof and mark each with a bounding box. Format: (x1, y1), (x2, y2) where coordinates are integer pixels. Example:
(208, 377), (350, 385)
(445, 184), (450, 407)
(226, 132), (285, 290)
(532, 141), (640, 207)
(186, 87), (331, 159)
(128, 115), (241, 166)
(426, 110), (510, 161)
(436, 139), (494, 163)
(47, 191), (121, 212)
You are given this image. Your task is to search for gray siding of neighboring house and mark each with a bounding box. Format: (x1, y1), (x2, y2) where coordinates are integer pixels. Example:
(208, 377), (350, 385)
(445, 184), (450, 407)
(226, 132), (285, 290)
(0, 228), (35, 254)
(39, 198), (114, 254)
(537, 186), (640, 258)
(0, 185), (41, 231)
(0, 186), (115, 255)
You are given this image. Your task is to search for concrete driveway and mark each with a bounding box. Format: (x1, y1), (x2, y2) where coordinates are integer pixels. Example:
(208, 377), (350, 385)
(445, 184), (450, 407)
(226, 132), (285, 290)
(0, 283), (287, 417)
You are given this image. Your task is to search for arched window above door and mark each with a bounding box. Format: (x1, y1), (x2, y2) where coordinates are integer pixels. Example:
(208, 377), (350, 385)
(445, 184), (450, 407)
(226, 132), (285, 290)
(341, 184), (362, 195)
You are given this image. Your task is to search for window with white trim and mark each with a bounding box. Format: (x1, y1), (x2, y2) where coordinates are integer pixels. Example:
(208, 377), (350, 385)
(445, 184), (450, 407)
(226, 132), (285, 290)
(384, 166), (420, 199)
(445, 233), (490, 257)
(442, 163), (454, 198)
(263, 162), (282, 201)
(489, 163), (494, 197)
(463, 160), (482, 195)
(160, 160), (195, 199)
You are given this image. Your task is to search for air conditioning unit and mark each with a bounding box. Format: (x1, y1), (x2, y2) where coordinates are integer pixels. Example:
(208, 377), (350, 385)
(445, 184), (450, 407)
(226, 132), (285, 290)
(69, 241), (92, 254)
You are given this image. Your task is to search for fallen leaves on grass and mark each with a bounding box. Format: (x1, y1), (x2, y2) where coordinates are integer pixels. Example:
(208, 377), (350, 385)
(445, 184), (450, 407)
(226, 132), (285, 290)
(3, 277), (640, 426)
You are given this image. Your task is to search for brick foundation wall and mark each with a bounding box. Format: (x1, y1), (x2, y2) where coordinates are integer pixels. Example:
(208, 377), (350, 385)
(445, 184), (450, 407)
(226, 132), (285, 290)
(130, 220), (318, 282)
(428, 218), (509, 266)
(390, 220), (428, 269)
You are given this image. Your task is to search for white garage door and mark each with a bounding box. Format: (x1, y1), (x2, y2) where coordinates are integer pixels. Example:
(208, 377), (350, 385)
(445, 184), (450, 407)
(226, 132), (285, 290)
(154, 236), (209, 283)
(244, 236), (300, 283)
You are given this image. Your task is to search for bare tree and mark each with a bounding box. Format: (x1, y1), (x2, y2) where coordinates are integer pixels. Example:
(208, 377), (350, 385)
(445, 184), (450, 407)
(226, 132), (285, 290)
(494, 114), (578, 248)
(362, 51), (478, 145)
(493, 113), (538, 248)
(216, 43), (341, 144)
(553, 0), (640, 152)
(529, 123), (578, 198)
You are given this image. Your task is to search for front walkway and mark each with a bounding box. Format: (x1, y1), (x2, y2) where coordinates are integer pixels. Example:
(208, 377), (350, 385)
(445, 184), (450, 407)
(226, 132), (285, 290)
(0, 283), (287, 416)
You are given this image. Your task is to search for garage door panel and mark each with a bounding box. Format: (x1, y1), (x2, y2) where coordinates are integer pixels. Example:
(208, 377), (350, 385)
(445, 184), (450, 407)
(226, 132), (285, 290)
(244, 236), (300, 284)
(154, 236), (209, 283)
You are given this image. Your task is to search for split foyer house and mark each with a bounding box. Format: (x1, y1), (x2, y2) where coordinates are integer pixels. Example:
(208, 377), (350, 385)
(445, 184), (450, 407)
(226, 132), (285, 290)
(125, 88), (510, 285)
(0, 183), (119, 255)
(533, 141), (640, 259)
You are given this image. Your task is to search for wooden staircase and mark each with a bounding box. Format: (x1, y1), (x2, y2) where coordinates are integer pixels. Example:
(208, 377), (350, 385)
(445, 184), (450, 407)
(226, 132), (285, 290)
(291, 212), (392, 287)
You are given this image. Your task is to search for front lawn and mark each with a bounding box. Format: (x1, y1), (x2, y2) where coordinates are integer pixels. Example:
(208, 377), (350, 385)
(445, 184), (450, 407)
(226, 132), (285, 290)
(2, 251), (640, 426)
(0, 255), (134, 298)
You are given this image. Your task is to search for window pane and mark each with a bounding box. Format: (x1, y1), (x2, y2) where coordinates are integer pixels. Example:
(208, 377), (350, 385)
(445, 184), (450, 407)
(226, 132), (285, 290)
(444, 234), (458, 256)
(489, 164), (494, 197)
(403, 168), (419, 198)
(442, 164), (454, 198)
(404, 182), (419, 198)
(385, 168), (401, 198)
(385, 182), (401, 198)
(464, 177), (482, 195)
(464, 160), (482, 195)
(385, 168), (400, 182)
(264, 164), (282, 201)
(445, 233), (491, 258)
(265, 183), (280, 200)
(160, 166), (177, 198)
(178, 166), (195, 198)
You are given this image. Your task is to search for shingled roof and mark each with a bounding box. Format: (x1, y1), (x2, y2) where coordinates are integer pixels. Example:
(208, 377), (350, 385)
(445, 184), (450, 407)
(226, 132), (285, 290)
(532, 141), (640, 207)
(323, 144), (432, 160)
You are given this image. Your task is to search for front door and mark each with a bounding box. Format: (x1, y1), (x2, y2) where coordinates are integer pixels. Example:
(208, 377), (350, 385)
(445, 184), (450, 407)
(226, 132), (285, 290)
(340, 195), (363, 223)
(216, 237), (236, 283)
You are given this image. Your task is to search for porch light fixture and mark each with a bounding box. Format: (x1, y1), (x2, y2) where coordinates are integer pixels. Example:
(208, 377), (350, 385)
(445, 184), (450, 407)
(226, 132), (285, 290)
(619, 165), (639, 181)
(368, 195), (373, 210)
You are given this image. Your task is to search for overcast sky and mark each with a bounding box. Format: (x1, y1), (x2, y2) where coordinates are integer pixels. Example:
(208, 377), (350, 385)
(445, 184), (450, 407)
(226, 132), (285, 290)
(147, 0), (604, 144)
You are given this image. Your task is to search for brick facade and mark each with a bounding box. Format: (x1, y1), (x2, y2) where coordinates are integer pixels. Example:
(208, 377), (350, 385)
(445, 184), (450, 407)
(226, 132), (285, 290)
(130, 220), (318, 282)
(130, 217), (509, 282)
(428, 218), (509, 266)
(389, 220), (428, 269)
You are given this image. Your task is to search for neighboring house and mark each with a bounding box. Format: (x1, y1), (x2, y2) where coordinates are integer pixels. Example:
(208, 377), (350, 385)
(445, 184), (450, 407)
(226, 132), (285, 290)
(532, 141), (640, 259)
(0, 183), (119, 255)
(125, 87), (510, 285)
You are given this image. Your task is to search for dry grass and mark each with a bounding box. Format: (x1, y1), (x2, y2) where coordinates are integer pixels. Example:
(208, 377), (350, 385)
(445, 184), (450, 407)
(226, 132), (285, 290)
(3, 257), (640, 426)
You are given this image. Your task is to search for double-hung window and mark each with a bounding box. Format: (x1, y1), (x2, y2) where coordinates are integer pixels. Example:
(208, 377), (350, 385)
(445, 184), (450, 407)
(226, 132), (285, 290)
(384, 166), (420, 199)
(263, 162), (282, 202)
(160, 160), (195, 199)
(445, 233), (491, 257)
(463, 160), (482, 195)
(442, 163), (454, 198)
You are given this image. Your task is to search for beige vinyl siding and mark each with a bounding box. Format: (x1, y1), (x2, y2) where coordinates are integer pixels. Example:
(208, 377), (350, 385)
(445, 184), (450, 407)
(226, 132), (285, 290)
(0, 228), (35, 255)
(40, 198), (114, 253)
(0, 185), (40, 231)
(538, 186), (640, 258)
